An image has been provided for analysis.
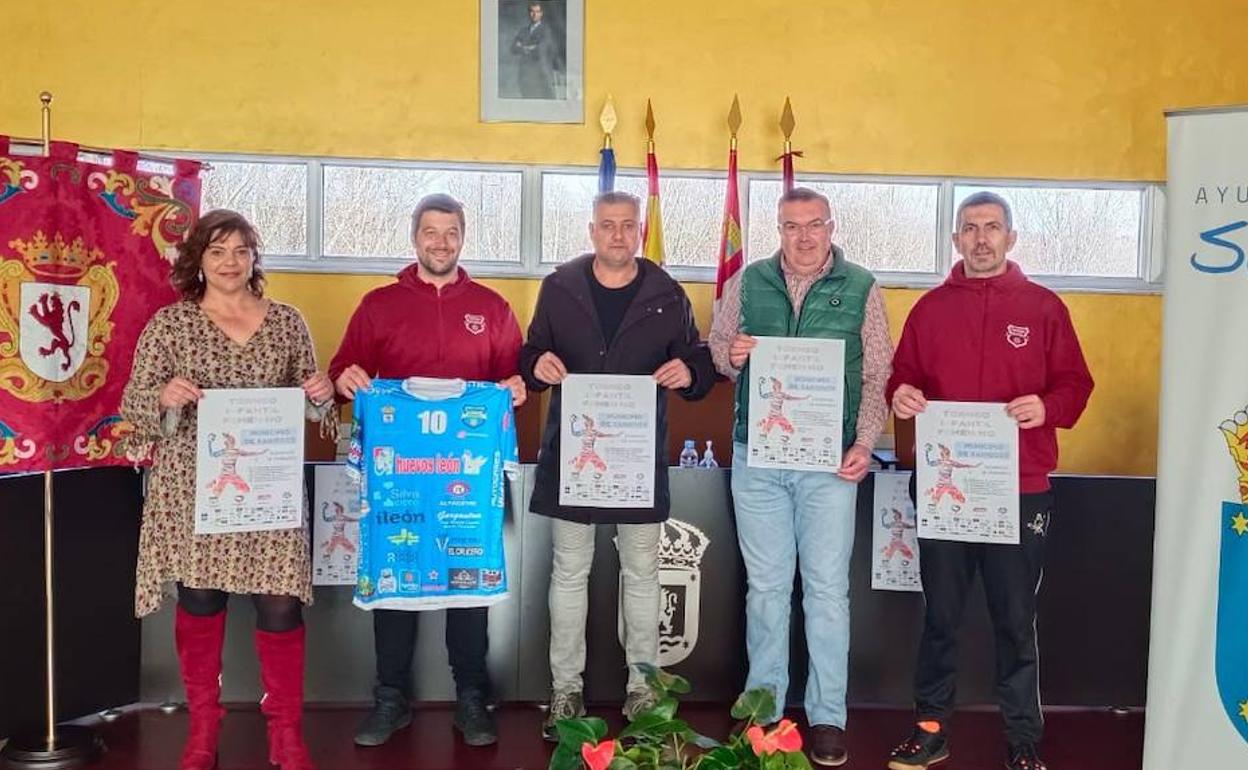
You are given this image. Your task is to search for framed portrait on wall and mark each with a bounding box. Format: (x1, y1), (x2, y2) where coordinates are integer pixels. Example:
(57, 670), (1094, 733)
(480, 0), (584, 123)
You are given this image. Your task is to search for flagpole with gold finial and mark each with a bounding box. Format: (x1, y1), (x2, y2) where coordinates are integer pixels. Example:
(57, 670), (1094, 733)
(779, 97), (799, 192)
(642, 100), (666, 265)
(645, 99), (656, 155)
(1, 92), (105, 769)
(40, 91), (52, 155)
(39, 89), (55, 749)
(598, 95), (617, 193)
(714, 95), (745, 309)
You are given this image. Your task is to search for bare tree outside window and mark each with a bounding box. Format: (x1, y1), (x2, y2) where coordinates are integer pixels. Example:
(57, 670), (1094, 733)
(540, 172), (722, 266)
(953, 185), (1141, 278)
(183, 152), (1153, 287)
(322, 166), (522, 261)
(201, 162), (307, 256)
(748, 180), (939, 273)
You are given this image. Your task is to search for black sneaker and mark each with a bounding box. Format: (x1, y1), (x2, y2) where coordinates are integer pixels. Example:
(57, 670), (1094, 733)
(353, 685), (412, 747)
(1007, 743), (1047, 770)
(453, 691), (497, 747)
(888, 725), (950, 770)
(808, 725), (847, 767)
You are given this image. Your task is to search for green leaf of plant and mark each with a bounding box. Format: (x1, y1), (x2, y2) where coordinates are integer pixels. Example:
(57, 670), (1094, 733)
(585, 717), (609, 740)
(619, 716), (699, 744)
(687, 730), (722, 750)
(693, 746), (740, 770)
(730, 688), (776, 722)
(554, 717), (601, 750)
(782, 750), (814, 770)
(648, 696), (679, 721)
(618, 712), (667, 739)
(607, 758), (640, 770)
(642, 666), (692, 696)
(548, 743), (581, 770)
(738, 744), (763, 770)
(668, 676), (692, 695)
(656, 718), (695, 738)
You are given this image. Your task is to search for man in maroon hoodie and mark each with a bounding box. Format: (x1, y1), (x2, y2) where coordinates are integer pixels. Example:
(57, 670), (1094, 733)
(328, 193), (525, 749)
(884, 192), (1093, 770)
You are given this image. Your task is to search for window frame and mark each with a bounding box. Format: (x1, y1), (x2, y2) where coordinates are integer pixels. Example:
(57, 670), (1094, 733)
(537, 163), (733, 282)
(944, 176), (1159, 293)
(744, 170), (948, 289)
(194, 152), (315, 260)
(171, 149), (1164, 294)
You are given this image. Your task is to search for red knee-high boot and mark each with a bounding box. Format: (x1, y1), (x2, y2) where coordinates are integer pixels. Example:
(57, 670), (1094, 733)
(175, 606), (227, 770)
(255, 625), (316, 770)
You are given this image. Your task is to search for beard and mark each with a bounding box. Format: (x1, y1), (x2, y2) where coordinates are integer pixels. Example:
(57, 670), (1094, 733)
(418, 252), (458, 276)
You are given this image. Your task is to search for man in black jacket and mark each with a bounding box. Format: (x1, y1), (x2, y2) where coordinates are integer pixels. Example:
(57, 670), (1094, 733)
(520, 191), (714, 740)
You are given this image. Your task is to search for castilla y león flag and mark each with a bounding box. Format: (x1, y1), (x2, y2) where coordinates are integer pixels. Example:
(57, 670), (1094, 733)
(0, 137), (201, 472)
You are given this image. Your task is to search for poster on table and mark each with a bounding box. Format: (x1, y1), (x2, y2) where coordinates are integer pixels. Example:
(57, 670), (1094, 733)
(746, 336), (845, 471)
(194, 388), (305, 535)
(871, 470), (921, 592)
(915, 400), (1019, 544)
(312, 463), (362, 586)
(559, 374), (656, 508)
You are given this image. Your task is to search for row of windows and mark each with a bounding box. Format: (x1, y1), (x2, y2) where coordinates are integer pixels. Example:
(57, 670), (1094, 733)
(175, 154), (1162, 290)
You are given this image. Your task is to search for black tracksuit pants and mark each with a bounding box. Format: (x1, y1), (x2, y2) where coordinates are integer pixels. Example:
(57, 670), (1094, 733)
(373, 607), (491, 699)
(912, 479), (1054, 748)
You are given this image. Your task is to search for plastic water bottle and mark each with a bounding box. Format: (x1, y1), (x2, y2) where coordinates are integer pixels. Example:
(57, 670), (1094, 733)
(678, 439), (698, 468)
(699, 440), (718, 468)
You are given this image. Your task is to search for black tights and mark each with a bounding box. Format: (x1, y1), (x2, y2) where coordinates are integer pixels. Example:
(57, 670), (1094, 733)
(177, 584), (303, 633)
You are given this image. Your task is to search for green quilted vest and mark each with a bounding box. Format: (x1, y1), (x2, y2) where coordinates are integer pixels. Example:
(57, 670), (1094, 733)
(733, 247), (875, 448)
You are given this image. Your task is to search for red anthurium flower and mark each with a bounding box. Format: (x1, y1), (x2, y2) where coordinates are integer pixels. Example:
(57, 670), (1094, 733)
(747, 719), (803, 755)
(745, 725), (768, 755)
(770, 719), (803, 752)
(581, 739), (616, 770)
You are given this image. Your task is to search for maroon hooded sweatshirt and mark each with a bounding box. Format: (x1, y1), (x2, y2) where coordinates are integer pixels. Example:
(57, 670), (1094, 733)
(329, 265), (521, 386)
(886, 260), (1094, 493)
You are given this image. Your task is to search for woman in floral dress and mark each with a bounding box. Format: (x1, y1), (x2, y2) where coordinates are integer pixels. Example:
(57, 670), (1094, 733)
(121, 209), (334, 770)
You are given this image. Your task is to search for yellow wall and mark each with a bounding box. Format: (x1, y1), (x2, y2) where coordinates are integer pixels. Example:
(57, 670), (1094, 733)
(8, 0), (1241, 476)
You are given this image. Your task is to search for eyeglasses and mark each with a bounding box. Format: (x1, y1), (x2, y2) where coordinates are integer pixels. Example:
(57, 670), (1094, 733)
(780, 219), (831, 236)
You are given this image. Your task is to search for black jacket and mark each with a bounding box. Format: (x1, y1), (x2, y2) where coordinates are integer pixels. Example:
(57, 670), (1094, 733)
(520, 255), (715, 524)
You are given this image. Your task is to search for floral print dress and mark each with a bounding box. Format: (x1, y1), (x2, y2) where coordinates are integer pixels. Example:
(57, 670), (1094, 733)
(121, 300), (330, 617)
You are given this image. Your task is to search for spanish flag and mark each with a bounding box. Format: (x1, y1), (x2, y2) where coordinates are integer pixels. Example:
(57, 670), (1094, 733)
(713, 145), (744, 319)
(642, 146), (666, 266)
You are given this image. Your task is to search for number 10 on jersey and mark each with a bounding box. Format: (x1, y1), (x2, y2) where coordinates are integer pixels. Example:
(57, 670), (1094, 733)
(417, 410), (448, 435)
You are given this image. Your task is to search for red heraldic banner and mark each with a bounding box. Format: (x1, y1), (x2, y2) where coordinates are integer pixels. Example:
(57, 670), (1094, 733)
(0, 137), (201, 471)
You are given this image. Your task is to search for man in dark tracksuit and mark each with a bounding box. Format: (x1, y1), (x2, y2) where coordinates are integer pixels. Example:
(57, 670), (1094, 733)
(885, 192), (1094, 770)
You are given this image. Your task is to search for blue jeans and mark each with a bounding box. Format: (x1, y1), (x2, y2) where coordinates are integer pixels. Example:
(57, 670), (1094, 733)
(731, 442), (858, 728)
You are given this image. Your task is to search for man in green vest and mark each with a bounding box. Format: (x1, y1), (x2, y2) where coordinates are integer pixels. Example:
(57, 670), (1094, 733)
(709, 187), (894, 767)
